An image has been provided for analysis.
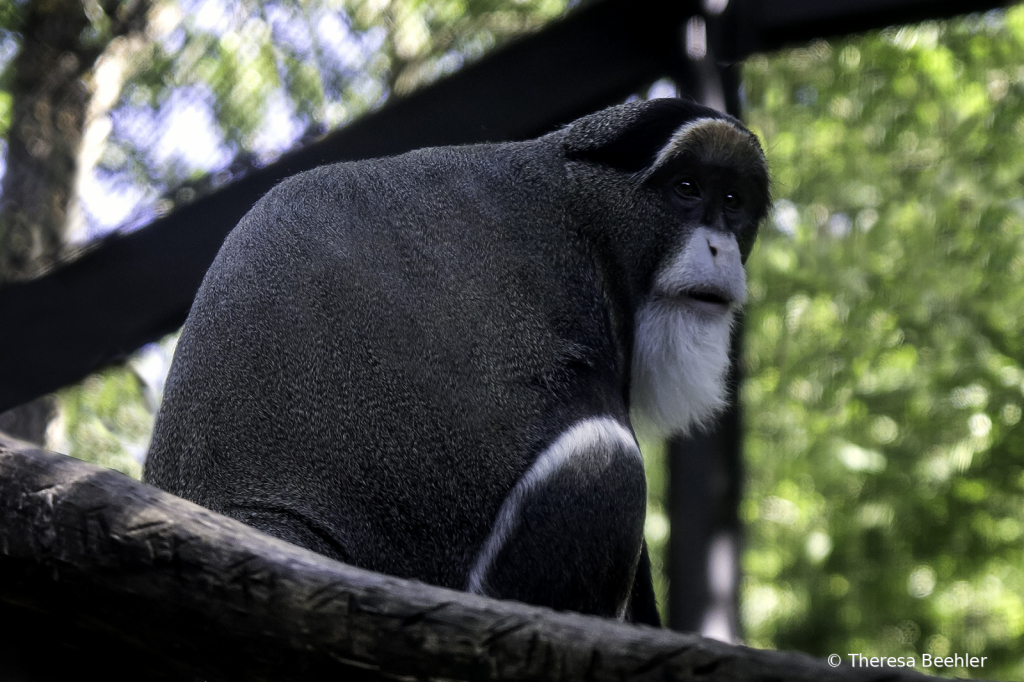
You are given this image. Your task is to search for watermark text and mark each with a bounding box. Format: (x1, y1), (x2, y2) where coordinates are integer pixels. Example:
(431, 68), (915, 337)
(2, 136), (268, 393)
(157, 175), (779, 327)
(827, 653), (987, 669)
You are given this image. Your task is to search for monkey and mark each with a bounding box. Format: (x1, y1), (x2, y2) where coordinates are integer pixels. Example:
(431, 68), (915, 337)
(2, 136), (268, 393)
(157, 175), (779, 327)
(144, 97), (770, 625)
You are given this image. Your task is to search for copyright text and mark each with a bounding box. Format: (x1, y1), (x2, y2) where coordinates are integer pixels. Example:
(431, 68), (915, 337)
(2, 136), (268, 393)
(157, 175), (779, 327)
(835, 653), (987, 669)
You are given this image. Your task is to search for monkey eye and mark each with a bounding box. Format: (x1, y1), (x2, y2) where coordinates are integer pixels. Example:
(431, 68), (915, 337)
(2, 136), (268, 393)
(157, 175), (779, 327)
(724, 191), (742, 210)
(675, 178), (701, 200)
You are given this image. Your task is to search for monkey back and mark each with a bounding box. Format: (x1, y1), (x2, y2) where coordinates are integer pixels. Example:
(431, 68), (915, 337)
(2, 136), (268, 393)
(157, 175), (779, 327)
(145, 140), (630, 590)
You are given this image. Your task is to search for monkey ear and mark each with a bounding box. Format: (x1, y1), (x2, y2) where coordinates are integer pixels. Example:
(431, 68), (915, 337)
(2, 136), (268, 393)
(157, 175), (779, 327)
(562, 98), (725, 173)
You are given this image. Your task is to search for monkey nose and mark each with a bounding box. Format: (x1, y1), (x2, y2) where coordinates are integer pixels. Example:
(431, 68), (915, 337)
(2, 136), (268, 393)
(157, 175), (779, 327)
(703, 230), (739, 261)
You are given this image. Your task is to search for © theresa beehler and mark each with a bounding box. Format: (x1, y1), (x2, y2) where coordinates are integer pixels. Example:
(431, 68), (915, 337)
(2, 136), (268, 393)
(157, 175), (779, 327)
(837, 653), (987, 669)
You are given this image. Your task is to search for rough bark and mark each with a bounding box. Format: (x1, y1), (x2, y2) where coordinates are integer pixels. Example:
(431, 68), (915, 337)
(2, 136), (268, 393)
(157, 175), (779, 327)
(0, 435), (975, 682)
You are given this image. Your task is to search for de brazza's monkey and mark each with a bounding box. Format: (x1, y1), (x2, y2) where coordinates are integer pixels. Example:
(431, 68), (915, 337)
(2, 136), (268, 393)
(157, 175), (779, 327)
(145, 98), (770, 625)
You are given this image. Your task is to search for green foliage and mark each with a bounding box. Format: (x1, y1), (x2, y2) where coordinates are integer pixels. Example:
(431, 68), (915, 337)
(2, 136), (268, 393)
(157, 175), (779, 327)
(345, 0), (566, 94)
(55, 367), (151, 479)
(741, 8), (1024, 678)
(641, 435), (670, 622)
(0, 0), (24, 32)
(0, 89), (12, 136)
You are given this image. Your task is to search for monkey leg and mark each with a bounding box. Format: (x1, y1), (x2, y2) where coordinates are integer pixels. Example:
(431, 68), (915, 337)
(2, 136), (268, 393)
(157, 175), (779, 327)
(466, 417), (648, 619)
(627, 541), (661, 626)
(221, 504), (351, 563)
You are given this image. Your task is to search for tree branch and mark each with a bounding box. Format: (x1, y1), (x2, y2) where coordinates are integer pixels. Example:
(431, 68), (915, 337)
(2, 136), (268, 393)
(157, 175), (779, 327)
(0, 435), (978, 681)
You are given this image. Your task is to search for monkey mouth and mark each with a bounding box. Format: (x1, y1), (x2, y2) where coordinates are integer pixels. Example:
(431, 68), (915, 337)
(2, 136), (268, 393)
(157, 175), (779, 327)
(685, 289), (733, 306)
(666, 287), (735, 314)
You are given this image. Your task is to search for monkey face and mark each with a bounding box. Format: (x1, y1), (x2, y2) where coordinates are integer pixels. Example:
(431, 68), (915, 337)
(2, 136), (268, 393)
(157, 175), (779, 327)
(630, 115), (770, 440)
(647, 116), (770, 265)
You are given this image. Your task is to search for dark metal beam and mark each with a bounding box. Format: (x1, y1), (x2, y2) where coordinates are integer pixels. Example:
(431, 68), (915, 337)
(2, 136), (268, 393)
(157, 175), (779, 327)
(722, 0), (1015, 61)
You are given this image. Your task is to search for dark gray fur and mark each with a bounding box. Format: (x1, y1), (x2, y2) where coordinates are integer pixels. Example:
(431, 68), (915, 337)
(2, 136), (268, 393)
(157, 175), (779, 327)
(145, 98), (769, 623)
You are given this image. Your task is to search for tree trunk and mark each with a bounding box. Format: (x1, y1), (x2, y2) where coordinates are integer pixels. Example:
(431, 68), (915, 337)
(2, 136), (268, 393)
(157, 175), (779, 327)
(0, 0), (95, 280)
(0, 0), (151, 452)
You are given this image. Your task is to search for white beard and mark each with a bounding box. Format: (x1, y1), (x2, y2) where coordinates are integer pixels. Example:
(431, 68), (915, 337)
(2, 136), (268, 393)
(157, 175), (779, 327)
(629, 298), (735, 440)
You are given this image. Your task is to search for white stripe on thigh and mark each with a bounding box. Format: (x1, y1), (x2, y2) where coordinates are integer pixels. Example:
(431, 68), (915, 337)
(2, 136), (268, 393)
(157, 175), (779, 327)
(466, 416), (640, 595)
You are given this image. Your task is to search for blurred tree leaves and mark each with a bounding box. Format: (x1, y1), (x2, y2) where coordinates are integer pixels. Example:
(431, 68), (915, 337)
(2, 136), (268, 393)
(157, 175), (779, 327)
(740, 7), (1024, 678)
(54, 367), (151, 479)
